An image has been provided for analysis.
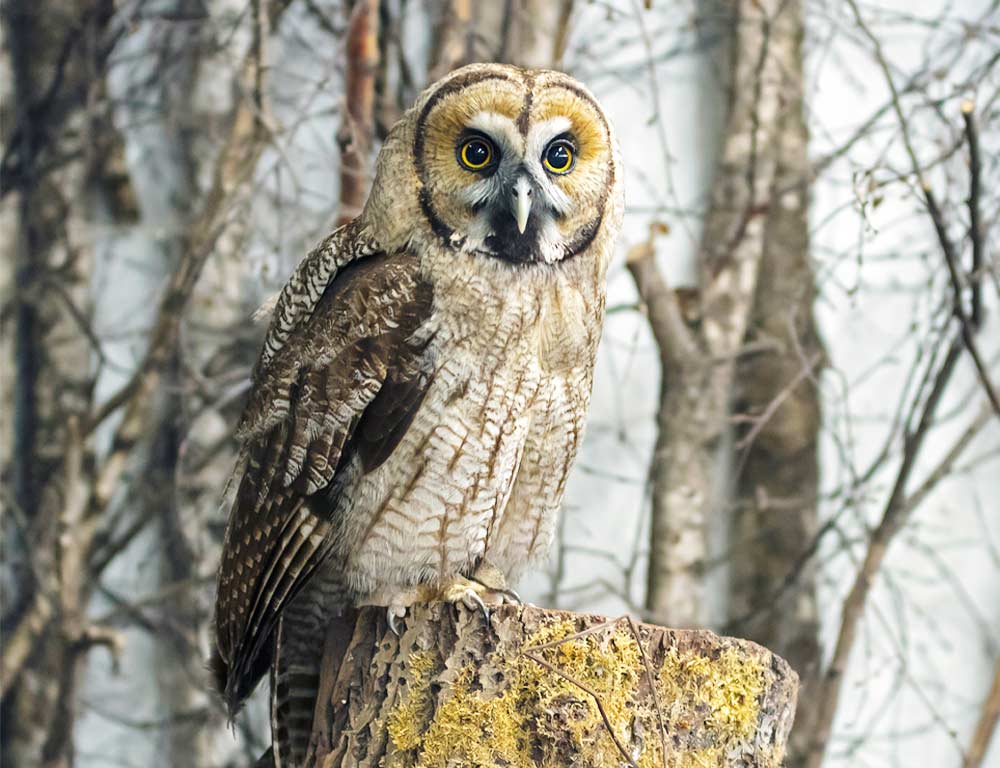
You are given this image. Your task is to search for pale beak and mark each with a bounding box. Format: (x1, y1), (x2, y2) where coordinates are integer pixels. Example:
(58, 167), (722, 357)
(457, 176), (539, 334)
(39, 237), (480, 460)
(513, 177), (532, 234)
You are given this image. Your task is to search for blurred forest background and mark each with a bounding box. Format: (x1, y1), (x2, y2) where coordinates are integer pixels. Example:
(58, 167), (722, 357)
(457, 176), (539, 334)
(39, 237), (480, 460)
(1, 0), (998, 766)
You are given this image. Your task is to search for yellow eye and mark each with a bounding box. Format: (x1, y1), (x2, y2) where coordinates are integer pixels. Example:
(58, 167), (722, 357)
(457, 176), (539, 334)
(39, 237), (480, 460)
(459, 137), (494, 171)
(543, 139), (575, 174)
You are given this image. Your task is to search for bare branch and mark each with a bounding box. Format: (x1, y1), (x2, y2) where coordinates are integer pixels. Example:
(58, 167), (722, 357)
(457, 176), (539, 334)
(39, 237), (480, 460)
(624, 223), (701, 372)
(961, 102), (984, 329)
(964, 655), (1000, 768)
(924, 185), (1000, 417)
(805, 337), (964, 768)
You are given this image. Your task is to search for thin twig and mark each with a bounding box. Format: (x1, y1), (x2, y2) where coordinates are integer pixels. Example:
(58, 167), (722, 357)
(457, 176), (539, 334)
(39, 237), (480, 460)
(924, 186), (1000, 417)
(960, 101), (983, 329)
(964, 654), (1000, 768)
(521, 650), (639, 768)
(523, 617), (622, 653)
(806, 335), (963, 768)
(624, 615), (669, 765)
(898, 403), (994, 516)
(806, 8), (1000, 765)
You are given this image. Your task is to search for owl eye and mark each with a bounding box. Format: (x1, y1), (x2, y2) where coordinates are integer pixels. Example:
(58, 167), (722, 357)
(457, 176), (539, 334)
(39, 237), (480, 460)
(458, 137), (495, 171)
(543, 139), (575, 174)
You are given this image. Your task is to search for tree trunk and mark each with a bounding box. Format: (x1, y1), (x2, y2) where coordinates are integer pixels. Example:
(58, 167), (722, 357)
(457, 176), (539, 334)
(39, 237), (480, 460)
(637, 0), (811, 631)
(1, 3), (293, 764)
(727, 2), (824, 763)
(307, 604), (798, 767)
(2, 2), (119, 763)
(428, 0), (573, 76)
(627, 0), (821, 757)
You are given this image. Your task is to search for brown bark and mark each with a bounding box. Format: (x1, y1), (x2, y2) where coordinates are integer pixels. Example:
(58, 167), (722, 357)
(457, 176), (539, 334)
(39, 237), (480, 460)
(337, 0), (380, 226)
(307, 604), (798, 767)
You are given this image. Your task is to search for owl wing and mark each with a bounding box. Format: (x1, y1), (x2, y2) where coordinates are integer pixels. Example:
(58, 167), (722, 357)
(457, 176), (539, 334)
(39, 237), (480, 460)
(213, 246), (433, 713)
(255, 220), (382, 375)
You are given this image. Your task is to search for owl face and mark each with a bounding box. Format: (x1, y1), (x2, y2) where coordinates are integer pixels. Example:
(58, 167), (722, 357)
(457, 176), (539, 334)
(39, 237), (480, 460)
(410, 65), (618, 266)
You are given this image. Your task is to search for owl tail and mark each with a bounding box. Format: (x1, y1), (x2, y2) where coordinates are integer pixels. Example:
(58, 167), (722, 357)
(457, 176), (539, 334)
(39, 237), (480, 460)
(209, 632), (273, 722)
(270, 590), (357, 767)
(269, 619), (318, 768)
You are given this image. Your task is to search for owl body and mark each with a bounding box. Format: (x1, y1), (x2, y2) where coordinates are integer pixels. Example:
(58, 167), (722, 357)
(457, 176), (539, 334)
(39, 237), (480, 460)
(335, 245), (604, 598)
(213, 64), (622, 767)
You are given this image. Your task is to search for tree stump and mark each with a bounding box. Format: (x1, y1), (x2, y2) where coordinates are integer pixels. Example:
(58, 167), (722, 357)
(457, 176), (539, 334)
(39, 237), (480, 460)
(306, 604), (798, 767)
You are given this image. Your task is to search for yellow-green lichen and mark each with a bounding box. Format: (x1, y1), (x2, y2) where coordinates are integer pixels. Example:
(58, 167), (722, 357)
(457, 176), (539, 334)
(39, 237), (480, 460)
(657, 646), (766, 744)
(385, 618), (770, 768)
(671, 746), (726, 767)
(387, 650), (437, 752)
(387, 617), (660, 767)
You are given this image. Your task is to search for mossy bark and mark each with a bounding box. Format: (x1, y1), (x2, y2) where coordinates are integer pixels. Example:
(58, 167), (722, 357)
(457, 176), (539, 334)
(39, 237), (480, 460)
(306, 604), (798, 767)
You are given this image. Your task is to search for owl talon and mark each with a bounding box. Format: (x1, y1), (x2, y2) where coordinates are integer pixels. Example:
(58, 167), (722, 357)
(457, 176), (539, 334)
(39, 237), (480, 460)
(465, 589), (491, 624)
(385, 603), (409, 636)
(468, 561), (520, 605)
(502, 587), (522, 605)
(439, 579), (496, 625)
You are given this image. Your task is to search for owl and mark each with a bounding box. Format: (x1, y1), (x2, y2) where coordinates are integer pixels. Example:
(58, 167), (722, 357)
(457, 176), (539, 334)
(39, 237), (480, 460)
(212, 63), (623, 766)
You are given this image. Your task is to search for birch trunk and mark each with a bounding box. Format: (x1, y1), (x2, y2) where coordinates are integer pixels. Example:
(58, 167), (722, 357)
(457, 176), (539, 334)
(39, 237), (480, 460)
(2, 2), (117, 762)
(637, 0), (812, 633)
(428, 0), (573, 75)
(727, 3), (823, 763)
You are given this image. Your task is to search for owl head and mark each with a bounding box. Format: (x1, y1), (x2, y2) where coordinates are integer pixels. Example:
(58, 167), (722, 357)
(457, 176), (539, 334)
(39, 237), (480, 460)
(368, 63), (622, 268)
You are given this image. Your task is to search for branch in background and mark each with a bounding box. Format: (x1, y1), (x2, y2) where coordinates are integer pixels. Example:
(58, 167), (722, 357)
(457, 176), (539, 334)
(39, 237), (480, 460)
(961, 101), (983, 328)
(335, 0), (379, 226)
(804, 8), (999, 765)
(805, 336), (964, 768)
(899, 403), (994, 517)
(0, 1), (124, 198)
(40, 416), (91, 763)
(83, 0), (293, 440)
(2, 5), (116, 742)
(624, 222), (701, 373)
(251, 0), (271, 118)
(964, 655), (1000, 768)
(1, 0), (294, 710)
(924, 184), (1000, 417)
(427, 0), (472, 80)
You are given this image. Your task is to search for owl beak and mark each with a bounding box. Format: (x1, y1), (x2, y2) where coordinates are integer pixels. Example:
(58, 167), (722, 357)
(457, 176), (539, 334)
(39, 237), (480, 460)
(513, 177), (532, 235)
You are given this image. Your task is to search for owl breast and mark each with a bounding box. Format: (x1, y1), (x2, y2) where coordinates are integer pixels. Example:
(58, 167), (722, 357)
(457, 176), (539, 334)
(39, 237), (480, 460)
(332, 252), (601, 600)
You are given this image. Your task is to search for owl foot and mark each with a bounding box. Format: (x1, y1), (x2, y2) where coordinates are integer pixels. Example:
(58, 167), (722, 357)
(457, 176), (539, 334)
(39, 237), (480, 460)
(469, 561), (522, 605)
(363, 568), (517, 636)
(439, 578), (494, 624)
(361, 585), (437, 636)
(439, 564), (520, 623)
(378, 583), (491, 634)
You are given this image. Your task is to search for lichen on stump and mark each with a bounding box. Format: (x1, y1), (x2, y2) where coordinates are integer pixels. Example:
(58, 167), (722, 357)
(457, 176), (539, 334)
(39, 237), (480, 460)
(307, 604), (798, 768)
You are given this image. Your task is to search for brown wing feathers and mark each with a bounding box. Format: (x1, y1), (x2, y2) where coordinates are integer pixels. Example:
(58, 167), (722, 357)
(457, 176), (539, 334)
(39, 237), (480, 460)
(213, 250), (432, 714)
